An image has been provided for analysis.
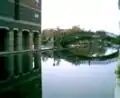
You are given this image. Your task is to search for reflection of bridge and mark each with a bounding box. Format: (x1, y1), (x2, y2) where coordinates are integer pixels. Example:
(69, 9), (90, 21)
(53, 56), (118, 66)
(73, 58), (117, 65)
(41, 49), (119, 66)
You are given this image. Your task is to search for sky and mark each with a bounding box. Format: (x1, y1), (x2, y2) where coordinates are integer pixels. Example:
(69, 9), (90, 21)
(42, 0), (120, 34)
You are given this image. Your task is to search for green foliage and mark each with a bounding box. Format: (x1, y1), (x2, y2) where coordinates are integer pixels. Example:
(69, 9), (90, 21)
(104, 36), (120, 45)
(41, 26), (120, 48)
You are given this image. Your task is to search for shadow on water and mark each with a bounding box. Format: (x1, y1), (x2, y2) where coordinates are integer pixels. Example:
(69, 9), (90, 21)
(0, 51), (42, 98)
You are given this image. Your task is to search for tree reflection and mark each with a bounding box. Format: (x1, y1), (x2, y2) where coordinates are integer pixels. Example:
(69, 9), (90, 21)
(41, 46), (118, 66)
(53, 50), (61, 66)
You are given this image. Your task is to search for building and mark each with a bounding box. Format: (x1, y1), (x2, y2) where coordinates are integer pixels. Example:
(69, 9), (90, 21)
(0, 0), (41, 81)
(0, 0), (41, 52)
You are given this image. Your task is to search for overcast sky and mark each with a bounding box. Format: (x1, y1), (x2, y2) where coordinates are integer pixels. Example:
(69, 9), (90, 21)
(42, 0), (120, 34)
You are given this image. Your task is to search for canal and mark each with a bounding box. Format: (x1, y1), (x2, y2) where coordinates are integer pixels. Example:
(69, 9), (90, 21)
(0, 47), (120, 98)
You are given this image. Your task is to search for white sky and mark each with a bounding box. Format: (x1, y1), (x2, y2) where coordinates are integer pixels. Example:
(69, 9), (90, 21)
(42, 0), (120, 34)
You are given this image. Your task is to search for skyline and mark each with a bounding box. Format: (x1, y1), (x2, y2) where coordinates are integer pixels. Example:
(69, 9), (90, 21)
(42, 0), (120, 34)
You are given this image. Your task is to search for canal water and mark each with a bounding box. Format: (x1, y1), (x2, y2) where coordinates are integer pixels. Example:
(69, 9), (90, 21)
(0, 47), (120, 98)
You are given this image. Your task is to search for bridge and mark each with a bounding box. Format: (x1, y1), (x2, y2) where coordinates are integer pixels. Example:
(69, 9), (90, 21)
(0, 0), (41, 95)
(54, 32), (97, 47)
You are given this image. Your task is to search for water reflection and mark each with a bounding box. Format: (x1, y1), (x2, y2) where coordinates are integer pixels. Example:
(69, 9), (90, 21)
(115, 59), (120, 98)
(115, 77), (120, 98)
(41, 45), (119, 98)
(0, 51), (42, 98)
(42, 49), (117, 98)
(41, 47), (118, 66)
(0, 46), (118, 98)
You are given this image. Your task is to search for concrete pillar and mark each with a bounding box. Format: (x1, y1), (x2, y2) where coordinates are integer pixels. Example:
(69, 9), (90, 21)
(22, 30), (34, 73)
(4, 29), (14, 51)
(14, 29), (23, 75)
(34, 52), (41, 70)
(29, 32), (33, 50)
(34, 32), (40, 50)
(14, 29), (23, 51)
(4, 29), (14, 77)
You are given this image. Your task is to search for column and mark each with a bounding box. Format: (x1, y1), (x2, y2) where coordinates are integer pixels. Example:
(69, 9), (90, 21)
(29, 32), (33, 50)
(16, 29), (23, 51)
(4, 29), (14, 51)
(22, 30), (34, 73)
(26, 31), (34, 71)
(4, 29), (14, 78)
(14, 29), (23, 75)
